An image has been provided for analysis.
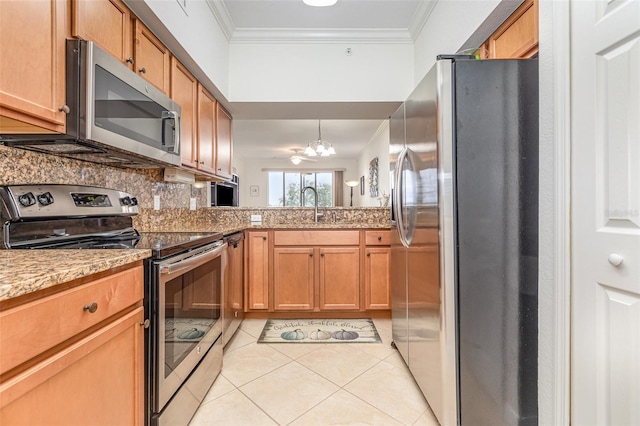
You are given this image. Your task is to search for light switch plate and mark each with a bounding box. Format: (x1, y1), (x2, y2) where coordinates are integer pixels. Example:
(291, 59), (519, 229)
(189, 198), (196, 210)
(153, 195), (160, 210)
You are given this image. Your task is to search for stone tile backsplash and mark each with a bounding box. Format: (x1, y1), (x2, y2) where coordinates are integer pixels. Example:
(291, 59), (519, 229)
(0, 146), (390, 231)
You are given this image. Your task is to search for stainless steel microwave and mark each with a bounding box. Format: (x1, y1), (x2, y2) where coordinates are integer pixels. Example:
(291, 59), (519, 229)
(0, 39), (181, 168)
(211, 175), (239, 207)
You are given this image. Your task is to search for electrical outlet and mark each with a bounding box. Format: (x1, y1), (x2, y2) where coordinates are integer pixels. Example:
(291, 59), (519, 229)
(251, 214), (262, 222)
(189, 197), (196, 211)
(153, 195), (160, 210)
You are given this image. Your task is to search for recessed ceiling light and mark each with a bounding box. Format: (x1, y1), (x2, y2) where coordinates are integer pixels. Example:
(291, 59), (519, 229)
(303, 0), (337, 7)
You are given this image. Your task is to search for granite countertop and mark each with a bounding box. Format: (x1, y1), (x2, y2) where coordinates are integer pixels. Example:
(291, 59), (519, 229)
(0, 249), (151, 302)
(0, 225), (390, 302)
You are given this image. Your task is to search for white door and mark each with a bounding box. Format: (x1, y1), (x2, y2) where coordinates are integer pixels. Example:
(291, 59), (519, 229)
(571, 0), (640, 425)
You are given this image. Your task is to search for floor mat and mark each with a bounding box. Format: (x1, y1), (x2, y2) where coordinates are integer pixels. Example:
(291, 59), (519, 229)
(257, 318), (382, 343)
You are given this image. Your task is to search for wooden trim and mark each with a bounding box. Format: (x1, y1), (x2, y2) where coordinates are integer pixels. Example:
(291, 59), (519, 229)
(538, 0), (571, 424)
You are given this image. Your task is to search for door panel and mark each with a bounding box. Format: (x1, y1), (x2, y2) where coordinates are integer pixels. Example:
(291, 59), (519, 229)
(571, 0), (640, 424)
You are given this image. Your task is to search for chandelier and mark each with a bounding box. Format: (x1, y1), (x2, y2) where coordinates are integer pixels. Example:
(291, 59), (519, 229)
(304, 120), (336, 157)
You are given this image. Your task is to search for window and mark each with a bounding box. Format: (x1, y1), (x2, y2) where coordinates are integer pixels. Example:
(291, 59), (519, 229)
(268, 172), (334, 207)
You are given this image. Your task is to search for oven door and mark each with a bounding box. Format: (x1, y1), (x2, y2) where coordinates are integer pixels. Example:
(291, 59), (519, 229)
(152, 240), (226, 411)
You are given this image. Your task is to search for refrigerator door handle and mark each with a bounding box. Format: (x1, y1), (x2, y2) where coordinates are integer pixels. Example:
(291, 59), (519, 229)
(394, 147), (412, 248)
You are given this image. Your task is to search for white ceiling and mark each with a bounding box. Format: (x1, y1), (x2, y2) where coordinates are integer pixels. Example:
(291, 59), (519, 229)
(222, 0), (425, 162)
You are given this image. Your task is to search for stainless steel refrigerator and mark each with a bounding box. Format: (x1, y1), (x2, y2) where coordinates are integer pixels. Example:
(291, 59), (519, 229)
(390, 56), (538, 426)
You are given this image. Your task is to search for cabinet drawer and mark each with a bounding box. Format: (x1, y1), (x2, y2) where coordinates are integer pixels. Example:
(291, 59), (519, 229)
(0, 265), (143, 375)
(365, 230), (391, 246)
(274, 230), (359, 246)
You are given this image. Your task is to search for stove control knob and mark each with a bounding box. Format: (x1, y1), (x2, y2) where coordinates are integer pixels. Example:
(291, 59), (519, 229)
(18, 192), (36, 207)
(130, 197), (138, 206)
(37, 192), (54, 206)
(120, 196), (132, 206)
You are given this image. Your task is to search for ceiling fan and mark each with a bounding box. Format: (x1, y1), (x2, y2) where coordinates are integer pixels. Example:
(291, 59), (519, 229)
(274, 149), (317, 165)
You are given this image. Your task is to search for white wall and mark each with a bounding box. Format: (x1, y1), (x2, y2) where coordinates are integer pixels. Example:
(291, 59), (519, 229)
(229, 42), (414, 102)
(413, 0), (504, 84)
(355, 121), (391, 207)
(240, 158), (358, 207)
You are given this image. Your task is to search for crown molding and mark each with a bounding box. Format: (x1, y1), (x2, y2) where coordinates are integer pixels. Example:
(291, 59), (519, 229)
(229, 28), (413, 44)
(408, 0), (438, 41)
(207, 0), (425, 44)
(205, 0), (235, 41)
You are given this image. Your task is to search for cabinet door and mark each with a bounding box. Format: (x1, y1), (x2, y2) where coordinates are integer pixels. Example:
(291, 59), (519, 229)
(171, 57), (198, 169)
(133, 19), (170, 94)
(487, 0), (538, 58)
(319, 247), (360, 310)
(72, 0), (133, 67)
(246, 232), (269, 311)
(215, 104), (233, 179)
(0, 0), (67, 134)
(196, 84), (217, 175)
(229, 238), (244, 313)
(365, 247), (391, 310)
(0, 308), (144, 425)
(273, 248), (315, 311)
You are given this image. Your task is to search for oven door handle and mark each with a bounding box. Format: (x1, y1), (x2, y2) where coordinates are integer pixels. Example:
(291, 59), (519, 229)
(159, 242), (227, 276)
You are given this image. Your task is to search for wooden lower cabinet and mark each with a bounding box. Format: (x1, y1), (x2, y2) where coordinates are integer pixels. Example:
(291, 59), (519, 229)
(273, 247), (314, 310)
(245, 229), (390, 314)
(0, 308), (144, 425)
(319, 247), (360, 310)
(364, 247), (391, 310)
(245, 231), (269, 310)
(0, 263), (145, 425)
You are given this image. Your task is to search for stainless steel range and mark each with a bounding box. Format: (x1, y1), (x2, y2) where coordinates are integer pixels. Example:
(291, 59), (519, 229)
(0, 184), (225, 426)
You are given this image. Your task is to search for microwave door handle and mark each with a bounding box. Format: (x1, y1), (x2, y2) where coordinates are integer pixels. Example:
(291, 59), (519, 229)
(161, 111), (179, 153)
(159, 242), (227, 276)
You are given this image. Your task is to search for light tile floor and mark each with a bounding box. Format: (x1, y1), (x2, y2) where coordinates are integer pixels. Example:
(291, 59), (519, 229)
(189, 318), (439, 426)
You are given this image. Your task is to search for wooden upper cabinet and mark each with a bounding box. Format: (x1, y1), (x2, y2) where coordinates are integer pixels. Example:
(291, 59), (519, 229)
(196, 84), (217, 175)
(171, 58), (198, 169)
(0, 0), (68, 134)
(485, 0), (538, 59)
(133, 20), (170, 94)
(72, 0), (133, 67)
(216, 104), (233, 179)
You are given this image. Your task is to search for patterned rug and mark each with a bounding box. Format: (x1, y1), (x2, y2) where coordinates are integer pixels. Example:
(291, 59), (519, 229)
(257, 318), (382, 343)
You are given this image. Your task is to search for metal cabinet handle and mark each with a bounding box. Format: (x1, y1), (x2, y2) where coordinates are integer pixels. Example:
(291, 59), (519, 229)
(309, 253), (313, 257)
(367, 253), (371, 257)
(83, 302), (98, 313)
(138, 67), (147, 74)
(378, 236), (382, 241)
(200, 161), (205, 165)
(321, 253), (325, 257)
(140, 319), (150, 328)
(125, 57), (134, 64)
(263, 236), (267, 240)
(58, 105), (70, 114)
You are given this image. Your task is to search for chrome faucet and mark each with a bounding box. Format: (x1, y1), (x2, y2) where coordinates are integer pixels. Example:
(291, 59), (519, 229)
(301, 186), (323, 222)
